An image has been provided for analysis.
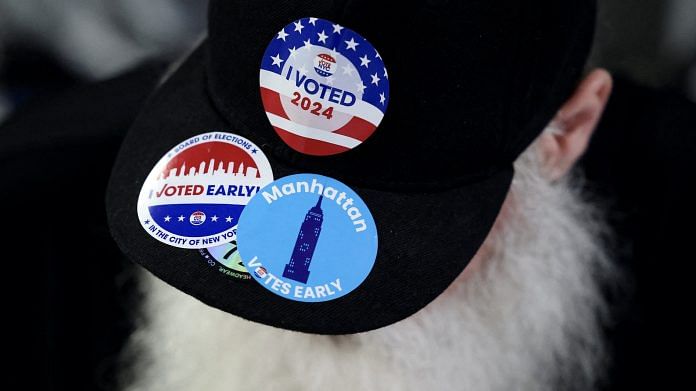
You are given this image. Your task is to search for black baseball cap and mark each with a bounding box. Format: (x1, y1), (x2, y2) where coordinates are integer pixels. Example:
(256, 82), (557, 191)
(106, 0), (597, 334)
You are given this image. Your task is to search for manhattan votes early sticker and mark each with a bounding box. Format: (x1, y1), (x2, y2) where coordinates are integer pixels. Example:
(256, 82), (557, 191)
(259, 17), (390, 156)
(137, 132), (273, 249)
(237, 174), (378, 302)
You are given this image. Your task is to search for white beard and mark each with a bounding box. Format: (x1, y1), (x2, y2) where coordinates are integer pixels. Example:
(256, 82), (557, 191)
(120, 145), (615, 391)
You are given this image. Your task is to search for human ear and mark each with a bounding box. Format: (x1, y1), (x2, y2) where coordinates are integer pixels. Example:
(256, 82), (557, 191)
(537, 69), (613, 180)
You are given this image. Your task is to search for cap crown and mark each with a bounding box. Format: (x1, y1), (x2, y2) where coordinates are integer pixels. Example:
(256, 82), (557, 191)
(207, 0), (596, 189)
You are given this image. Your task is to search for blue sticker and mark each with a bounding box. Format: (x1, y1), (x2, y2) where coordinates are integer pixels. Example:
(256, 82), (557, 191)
(259, 17), (390, 156)
(237, 174), (378, 302)
(137, 132), (274, 249)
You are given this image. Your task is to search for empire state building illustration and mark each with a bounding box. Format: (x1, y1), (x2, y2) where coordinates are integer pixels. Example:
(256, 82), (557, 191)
(282, 195), (324, 284)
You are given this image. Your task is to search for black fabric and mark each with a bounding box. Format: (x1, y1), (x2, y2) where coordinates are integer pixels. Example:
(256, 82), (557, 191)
(584, 76), (696, 390)
(107, 46), (512, 334)
(1, 62), (166, 391)
(106, 0), (597, 334)
(207, 0), (596, 187)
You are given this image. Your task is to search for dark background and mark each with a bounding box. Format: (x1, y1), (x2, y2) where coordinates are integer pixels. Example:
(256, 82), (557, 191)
(1, 1), (694, 390)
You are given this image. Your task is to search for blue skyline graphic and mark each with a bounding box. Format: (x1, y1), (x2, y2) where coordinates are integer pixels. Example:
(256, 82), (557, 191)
(282, 195), (324, 284)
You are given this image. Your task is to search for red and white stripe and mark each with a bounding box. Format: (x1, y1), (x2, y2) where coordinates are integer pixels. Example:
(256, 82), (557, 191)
(259, 70), (384, 156)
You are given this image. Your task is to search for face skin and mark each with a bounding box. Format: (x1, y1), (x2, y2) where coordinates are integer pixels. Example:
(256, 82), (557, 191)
(120, 70), (615, 391)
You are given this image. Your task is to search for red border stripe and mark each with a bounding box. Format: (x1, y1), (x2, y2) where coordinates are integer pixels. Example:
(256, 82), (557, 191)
(260, 87), (289, 120)
(332, 117), (376, 141)
(273, 127), (350, 156)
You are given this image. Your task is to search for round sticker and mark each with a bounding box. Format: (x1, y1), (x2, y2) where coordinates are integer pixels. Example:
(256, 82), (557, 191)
(199, 238), (252, 281)
(137, 132), (273, 249)
(237, 174), (378, 302)
(259, 17), (390, 156)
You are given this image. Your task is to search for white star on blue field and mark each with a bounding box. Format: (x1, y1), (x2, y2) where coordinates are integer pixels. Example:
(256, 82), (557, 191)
(261, 17), (390, 111)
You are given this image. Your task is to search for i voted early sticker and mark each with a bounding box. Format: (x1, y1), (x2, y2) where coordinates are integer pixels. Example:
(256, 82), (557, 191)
(259, 17), (390, 156)
(137, 132), (273, 249)
(237, 174), (378, 302)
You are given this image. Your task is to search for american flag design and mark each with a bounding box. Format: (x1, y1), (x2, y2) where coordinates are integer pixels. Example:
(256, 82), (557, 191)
(137, 132), (273, 249)
(259, 17), (390, 156)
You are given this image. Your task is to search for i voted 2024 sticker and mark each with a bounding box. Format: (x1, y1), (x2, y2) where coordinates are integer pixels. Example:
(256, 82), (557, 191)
(260, 17), (390, 156)
(237, 174), (378, 302)
(137, 132), (273, 249)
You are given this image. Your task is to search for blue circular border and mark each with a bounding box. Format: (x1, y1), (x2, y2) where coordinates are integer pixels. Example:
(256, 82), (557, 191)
(237, 174), (378, 303)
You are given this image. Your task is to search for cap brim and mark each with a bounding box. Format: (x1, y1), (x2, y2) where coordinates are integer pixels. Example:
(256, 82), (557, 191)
(106, 42), (513, 334)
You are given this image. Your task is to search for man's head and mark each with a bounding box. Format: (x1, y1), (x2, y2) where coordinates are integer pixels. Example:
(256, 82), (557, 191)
(120, 68), (617, 391)
(108, 0), (604, 333)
